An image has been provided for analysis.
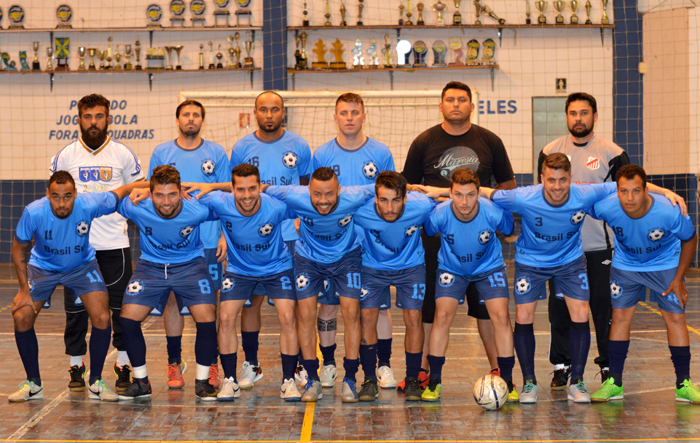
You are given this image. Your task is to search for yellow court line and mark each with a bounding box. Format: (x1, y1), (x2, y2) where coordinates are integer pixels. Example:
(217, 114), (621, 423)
(2, 439), (700, 443)
(298, 341), (324, 442)
(639, 301), (700, 337)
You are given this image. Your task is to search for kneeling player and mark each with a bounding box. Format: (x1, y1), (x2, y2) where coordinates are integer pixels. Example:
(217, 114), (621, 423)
(589, 165), (699, 403)
(423, 168), (516, 402)
(117, 166), (218, 401)
(353, 172), (435, 402)
(10, 171), (144, 402)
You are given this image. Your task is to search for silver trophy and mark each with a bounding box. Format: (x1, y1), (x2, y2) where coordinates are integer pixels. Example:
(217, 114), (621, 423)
(46, 46), (54, 71)
(351, 39), (364, 69)
(244, 32), (254, 67)
(135, 37), (143, 70)
(174, 45), (183, 69)
(78, 46), (86, 70)
(164, 45), (175, 69)
(125, 45), (133, 69)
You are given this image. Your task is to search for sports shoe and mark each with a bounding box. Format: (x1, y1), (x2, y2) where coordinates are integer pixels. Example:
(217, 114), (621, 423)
(404, 379), (423, 401)
(295, 365), (309, 386)
(675, 379), (700, 404)
(378, 366), (397, 389)
(68, 364), (87, 392)
(421, 379), (441, 401)
(301, 380), (323, 402)
(520, 380), (538, 404)
(239, 361), (263, 390)
(599, 367), (610, 383)
(209, 363), (221, 388)
(341, 379), (359, 403)
(397, 370), (429, 392)
(167, 361), (187, 389)
(568, 380), (591, 403)
(8, 381), (43, 402)
(217, 377), (240, 401)
(280, 378), (301, 402)
(320, 364), (336, 388)
(507, 382), (519, 403)
(113, 364), (132, 394)
(118, 381), (152, 400)
(490, 368), (501, 377)
(88, 380), (119, 402)
(195, 381), (218, 401)
(359, 379), (379, 401)
(550, 364), (571, 391)
(591, 377), (624, 402)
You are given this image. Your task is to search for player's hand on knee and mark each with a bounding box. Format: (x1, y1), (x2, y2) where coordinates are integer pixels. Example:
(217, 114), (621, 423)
(663, 278), (688, 309)
(129, 188), (151, 205)
(12, 288), (37, 315)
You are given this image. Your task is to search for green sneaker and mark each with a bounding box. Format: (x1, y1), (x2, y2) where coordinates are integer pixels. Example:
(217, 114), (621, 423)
(591, 377), (623, 402)
(676, 379), (700, 404)
(421, 379), (441, 401)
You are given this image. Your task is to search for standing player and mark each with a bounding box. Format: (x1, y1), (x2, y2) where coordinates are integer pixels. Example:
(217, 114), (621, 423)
(422, 167), (516, 402)
(588, 165), (699, 404)
(312, 92), (397, 389)
(230, 91), (312, 389)
(117, 166), (218, 401)
(539, 92), (630, 389)
(402, 81), (516, 388)
(353, 172), (435, 402)
(50, 94), (145, 394)
(149, 99), (229, 390)
(10, 171), (145, 402)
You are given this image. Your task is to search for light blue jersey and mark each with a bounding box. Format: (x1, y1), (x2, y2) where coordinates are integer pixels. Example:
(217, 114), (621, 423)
(424, 198), (514, 276)
(231, 130), (313, 242)
(118, 197), (212, 264)
(590, 194), (696, 272)
(312, 137), (395, 186)
(266, 184), (375, 264)
(149, 139), (230, 249)
(492, 182), (616, 267)
(197, 191), (293, 276)
(16, 192), (118, 272)
(354, 192), (435, 270)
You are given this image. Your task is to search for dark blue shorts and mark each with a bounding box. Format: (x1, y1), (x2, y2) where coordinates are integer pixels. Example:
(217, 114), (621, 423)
(124, 257), (216, 315)
(360, 264), (426, 311)
(28, 259), (106, 303)
(513, 255), (590, 305)
(222, 268), (296, 303)
(293, 247), (363, 301)
(434, 265), (509, 305)
(204, 248), (223, 292)
(610, 266), (685, 313)
(244, 240), (296, 305)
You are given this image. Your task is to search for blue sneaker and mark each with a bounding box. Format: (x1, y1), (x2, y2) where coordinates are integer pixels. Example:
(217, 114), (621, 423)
(341, 378), (359, 403)
(301, 380), (322, 402)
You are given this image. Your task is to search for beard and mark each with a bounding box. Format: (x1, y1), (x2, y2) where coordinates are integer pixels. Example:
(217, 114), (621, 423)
(81, 125), (109, 148)
(258, 120), (283, 133)
(180, 126), (201, 137)
(569, 123), (593, 138)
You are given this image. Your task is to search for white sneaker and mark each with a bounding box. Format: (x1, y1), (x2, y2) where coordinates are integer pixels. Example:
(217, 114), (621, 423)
(239, 361), (263, 390)
(377, 366), (398, 389)
(9, 381), (43, 402)
(295, 365), (309, 385)
(217, 377), (241, 401)
(280, 378), (302, 402)
(88, 380), (119, 402)
(320, 364), (337, 388)
(568, 380), (591, 403)
(520, 380), (538, 404)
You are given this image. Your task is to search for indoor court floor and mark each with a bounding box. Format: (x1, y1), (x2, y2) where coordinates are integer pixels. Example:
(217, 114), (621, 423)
(1, 263), (699, 443)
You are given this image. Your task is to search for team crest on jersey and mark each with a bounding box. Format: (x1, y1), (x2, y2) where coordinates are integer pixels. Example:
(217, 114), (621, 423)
(586, 157), (600, 170)
(339, 215), (353, 227)
(282, 151), (298, 169)
(439, 272), (455, 287)
(648, 228), (665, 242)
(610, 281), (622, 299)
(201, 159), (215, 175)
(76, 221), (89, 237)
(295, 272), (310, 290)
(478, 230), (492, 245)
(404, 225), (419, 237)
(180, 226), (195, 238)
(127, 280), (144, 295)
(360, 286), (369, 300)
(79, 166), (113, 182)
(362, 161), (378, 179)
(259, 223), (274, 237)
(221, 277), (235, 292)
(515, 276), (531, 295)
(570, 211), (586, 225)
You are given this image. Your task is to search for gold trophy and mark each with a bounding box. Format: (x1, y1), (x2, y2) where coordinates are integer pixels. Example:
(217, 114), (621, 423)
(600, 0), (608, 24)
(357, 0), (364, 25)
(228, 46), (235, 68)
(474, 0), (481, 24)
(46, 47), (54, 71)
(324, 0), (331, 26)
(244, 33), (254, 67)
(405, 0), (413, 25)
(433, 0), (447, 26)
(97, 50), (106, 70)
(340, 3), (347, 26)
(174, 45), (183, 69)
(303, 1), (310, 26)
(526, 0), (531, 24)
(78, 46), (86, 70)
(164, 46), (174, 70)
(585, 0), (592, 24)
(453, 0), (462, 25)
(234, 32), (242, 67)
(416, 1), (425, 25)
(199, 44), (205, 69)
(399, 2), (405, 25)
(382, 34), (392, 68)
(329, 39), (346, 69)
(311, 39), (328, 69)
(135, 37), (142, 70)
(478, 2), (506, 24)
(535, 1), (547, 23)
(114, 46), (122, 69)
(569, 1), (579, 23)
(32, 42), (41, 71)
(553, 1), (564, 23)
(125, 45), (133, 69)
(88, 48), (97, 70)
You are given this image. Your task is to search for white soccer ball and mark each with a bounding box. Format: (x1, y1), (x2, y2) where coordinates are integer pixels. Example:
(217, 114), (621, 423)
(479, 230), (492, 244)
(259, 223), (274, 237)
(473, 374), (509, 411)
(76, 221), (89, 236)
(201, 160), (215, 175)
(180, 226), (195, 238)
(610, 281), (622, 298)
(362, 162), (378, 178)
(405, 225), (419, 237)
(439, 272), (454, 286)
(283, 152), (298, 168)
(649, 229), (664, 242)
(222, 278), (234, 291)
(296, 274), (309, 289)
(570, 211), (586, 225)
(127, 281), (143, 294)
(516, 277), (530, 294)
(339, 215), (353, 227)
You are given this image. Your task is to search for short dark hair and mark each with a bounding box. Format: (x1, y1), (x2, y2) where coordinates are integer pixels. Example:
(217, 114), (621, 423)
(176, 99), (206, 119)
(311, 167), (337, 182)
(566, 92), (598, 115)
(231, 163), (260, 186)
(336, 92), (364, 111)
(49, 170), (75, 190)
(150, 165), (181, 192)
(450, 167), (480, 189)
(616, 164), (647, 189)
(542, 153), (571, 174)
(375, 171), (407, 199)
(441, 81), (472, 101)
(78, 94), (110, 118)
(255, 90), (284, 109)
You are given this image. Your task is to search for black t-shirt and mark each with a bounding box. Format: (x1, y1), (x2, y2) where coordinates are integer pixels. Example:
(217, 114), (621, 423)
(401, 123), (515, 187)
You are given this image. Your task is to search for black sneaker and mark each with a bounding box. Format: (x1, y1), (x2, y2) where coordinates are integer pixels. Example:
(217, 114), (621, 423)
(195, 381), (218, 402)
(118, 381), (152, 401)
(114, 364), (132, 394)
(599, 367), (610, 383)
(404, 379), (423, 401)
(359, 379), (379, 402)
(68, 364), (87, 392)
(550, 365), (571, 391)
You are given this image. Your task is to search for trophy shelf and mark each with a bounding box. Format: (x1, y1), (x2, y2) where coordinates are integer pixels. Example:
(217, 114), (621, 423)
(0, 26), (263, 34)
(0, 68), (260, 74)
(287, 24), (614, 30)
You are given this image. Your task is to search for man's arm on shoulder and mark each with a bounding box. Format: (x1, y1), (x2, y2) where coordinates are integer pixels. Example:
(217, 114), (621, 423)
(646, 183), (687, 216)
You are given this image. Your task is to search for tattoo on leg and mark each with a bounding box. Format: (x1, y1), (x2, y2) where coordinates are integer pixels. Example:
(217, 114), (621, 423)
(318, 318), (337, 332)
